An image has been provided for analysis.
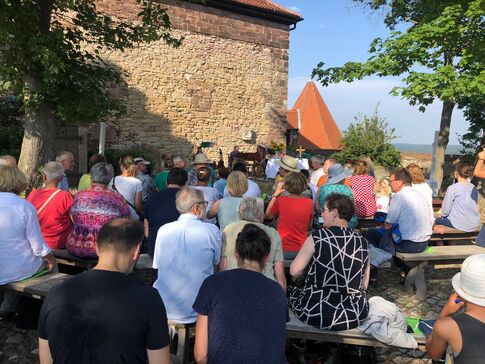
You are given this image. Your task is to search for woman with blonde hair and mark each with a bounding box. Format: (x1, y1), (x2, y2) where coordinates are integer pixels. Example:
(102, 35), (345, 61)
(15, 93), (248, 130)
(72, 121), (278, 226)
(109, 155), (142, 220)
(207, 170), (247, 231)
(0, 166), (56, 315)
(374, 177), (391, 219)
(406, 163), (433, 219)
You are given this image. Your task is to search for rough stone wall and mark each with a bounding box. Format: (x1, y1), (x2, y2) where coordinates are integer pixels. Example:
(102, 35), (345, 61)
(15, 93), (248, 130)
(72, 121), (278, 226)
(95, 0), (291, 164)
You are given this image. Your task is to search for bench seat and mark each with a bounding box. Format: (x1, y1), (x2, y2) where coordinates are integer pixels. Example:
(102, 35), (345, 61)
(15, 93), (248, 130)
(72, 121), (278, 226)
(286, 311), (427, 351)
(1, 272), (71, 299)
(429, 228), (481, 242)
(395, 245), (485, 300)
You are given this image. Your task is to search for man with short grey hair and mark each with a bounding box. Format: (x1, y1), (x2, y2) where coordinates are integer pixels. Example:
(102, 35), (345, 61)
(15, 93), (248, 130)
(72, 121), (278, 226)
(310, 155), (326, 186)
(220, 197), (286, 290)
(55, 151), (75, 191)
(0, 155), (17, 167)
(152, 187), (221, 323)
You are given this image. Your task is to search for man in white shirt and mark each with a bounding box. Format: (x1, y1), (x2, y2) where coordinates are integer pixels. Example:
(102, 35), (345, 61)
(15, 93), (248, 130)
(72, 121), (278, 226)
(55, 151), (75, 191)
(153, 187), (221, 323)
(223, 161), (261, 198)
(309, 155), (325, 186)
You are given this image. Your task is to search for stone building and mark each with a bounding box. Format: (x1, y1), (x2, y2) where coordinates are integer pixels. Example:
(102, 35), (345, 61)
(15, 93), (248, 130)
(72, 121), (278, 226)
(88, 0), (302, 166)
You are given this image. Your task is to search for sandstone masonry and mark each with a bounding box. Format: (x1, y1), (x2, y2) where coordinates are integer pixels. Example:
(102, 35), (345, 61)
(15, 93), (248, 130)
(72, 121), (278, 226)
(94, 0), (300, 163)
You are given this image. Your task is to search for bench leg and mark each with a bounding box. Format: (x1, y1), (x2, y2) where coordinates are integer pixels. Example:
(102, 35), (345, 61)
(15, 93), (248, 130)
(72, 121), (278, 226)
(403, 262), (427, 301)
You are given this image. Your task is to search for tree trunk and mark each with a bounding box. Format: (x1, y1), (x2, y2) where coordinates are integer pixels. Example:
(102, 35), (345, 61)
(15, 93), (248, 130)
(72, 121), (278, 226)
(18, 76), (56, 185)
(431, 98), (455, 192)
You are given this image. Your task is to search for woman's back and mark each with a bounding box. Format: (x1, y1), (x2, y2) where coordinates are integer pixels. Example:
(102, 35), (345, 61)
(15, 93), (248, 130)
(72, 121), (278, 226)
(217, 197), (242, 231)
(349, 174), (376, 217)
(289, 226), (369, 330)
(109, 176), (142, 219)
(452, 313), (485, 364)
(442, 182), (480, 232)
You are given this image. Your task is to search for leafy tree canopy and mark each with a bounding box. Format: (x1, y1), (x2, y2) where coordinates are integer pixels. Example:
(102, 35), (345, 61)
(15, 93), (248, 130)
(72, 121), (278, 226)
(0, 0), (183, 124)
(333, 108), (401, 168)
(313, 0), (484, 111)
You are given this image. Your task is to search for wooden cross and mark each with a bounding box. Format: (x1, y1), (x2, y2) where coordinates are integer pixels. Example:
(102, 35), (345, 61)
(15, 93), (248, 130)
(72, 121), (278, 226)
(296, 145), (305, 159)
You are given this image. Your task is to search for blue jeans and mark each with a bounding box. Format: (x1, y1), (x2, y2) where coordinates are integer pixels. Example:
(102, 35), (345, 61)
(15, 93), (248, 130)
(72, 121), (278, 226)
(434, 217), (454, 228)
(364, 229), (428, 253)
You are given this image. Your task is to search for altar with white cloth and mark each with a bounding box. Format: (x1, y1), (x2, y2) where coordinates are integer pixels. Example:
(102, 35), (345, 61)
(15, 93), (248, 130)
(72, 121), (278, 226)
(265, 157), (309, 179)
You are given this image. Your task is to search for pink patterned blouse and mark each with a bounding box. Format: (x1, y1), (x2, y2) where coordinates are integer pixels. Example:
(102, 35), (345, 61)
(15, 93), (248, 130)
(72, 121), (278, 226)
(349, 174), (377, 218)
(66, 186), (131, 258)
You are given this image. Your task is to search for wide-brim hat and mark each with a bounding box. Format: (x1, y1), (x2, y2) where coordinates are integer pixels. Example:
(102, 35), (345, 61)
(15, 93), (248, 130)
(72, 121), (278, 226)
(277, 155), (300, 173)
(192, 153), (212, 165)
(451, 254), (485, 307)
(326, 163), (351, 185)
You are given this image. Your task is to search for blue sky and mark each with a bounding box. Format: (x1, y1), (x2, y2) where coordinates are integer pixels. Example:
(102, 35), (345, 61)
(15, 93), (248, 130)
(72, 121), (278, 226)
(276, 0), (467, 145)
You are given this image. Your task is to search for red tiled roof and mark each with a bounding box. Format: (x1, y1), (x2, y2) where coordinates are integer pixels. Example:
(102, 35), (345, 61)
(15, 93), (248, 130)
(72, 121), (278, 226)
(231, 0), (302, 19)
(287, 80), (342, 150)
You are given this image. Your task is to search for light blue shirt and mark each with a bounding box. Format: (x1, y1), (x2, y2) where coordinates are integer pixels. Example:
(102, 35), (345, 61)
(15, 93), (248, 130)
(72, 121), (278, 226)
(441, 182), (480, 232)
(152, 214), (221, 323)
(213, 178), (227, 197)
(386, 186), (433, 242)
(57, 173), (69, 191)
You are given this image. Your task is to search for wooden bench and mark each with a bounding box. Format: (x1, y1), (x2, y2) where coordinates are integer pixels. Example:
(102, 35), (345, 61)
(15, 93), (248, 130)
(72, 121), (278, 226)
(395, 244), (485, 301)
(430, 227), (481, 244)
(286, 311), (427, 351)
(0, 272), (71, 299)
(53, 249), (154, 270)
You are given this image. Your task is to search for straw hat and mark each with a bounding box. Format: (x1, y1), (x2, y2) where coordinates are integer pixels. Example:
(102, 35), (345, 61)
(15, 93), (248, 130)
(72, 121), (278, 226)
(192, 153), (212, 165)
(326, 163), (351, 185)
(277, 155), (300, 173)
(452, 254), (485, 307)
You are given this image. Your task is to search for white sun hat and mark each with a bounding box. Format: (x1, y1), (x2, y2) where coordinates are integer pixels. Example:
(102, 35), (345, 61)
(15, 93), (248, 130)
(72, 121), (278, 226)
(451, 254), (485, 307)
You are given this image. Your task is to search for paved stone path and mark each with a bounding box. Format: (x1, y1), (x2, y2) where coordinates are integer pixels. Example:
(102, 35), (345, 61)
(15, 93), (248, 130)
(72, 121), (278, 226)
(0, 264), (458, 363)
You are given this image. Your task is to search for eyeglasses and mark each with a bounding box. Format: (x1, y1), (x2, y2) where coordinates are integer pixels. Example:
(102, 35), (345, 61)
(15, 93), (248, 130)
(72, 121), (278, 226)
(192, 201), (209, 208)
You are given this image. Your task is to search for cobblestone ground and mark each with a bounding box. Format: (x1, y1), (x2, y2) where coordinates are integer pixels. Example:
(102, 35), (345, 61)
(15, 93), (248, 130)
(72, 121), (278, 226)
(0, 264), (458, 363)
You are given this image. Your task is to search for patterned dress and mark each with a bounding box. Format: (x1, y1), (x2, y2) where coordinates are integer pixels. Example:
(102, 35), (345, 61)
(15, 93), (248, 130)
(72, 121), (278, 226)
(318, 184), (358, 229)
(289, 226), (369, 330)
(66, 186), (131, 258)
(349, 174), (376, 217)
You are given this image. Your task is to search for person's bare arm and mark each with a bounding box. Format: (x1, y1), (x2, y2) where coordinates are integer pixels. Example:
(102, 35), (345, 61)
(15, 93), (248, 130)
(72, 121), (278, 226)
(135, 191), (143, 213)
(383, 222), (392, 230)
(147, 346), (170, 364)
(39, 338), (53, 364)
(194, 314), (209, 364)
(219, 256), (228, 271)
(207, 199), (220, 219)
(315, 186), (322, 212)
(265, 182), (284, 219)
(144, 219), (149, 238)
(426, 293), (464, 360)
(42, 253), (57, 272)
(274, 261), (287, 291)
(290, 235), (315, 277)
(474, 149), (485, 178)
(363, 261), (370, 290)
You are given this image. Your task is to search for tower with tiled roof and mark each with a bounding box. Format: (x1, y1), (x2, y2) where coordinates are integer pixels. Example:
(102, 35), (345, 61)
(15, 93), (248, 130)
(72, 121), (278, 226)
(287, 80), (342, 153)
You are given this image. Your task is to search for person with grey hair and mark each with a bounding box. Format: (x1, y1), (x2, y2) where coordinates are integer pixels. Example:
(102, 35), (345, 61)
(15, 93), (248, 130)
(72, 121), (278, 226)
(27, 161), (74, 249)
(310, 155), (326, 186)
(0, 154), (17, 167)
(154, 155), (186, 191)
(153, 187), (221, 323)
(220, 197), (286, 290)
(55, 151), (75, 191)
(65, 162), (131, 258)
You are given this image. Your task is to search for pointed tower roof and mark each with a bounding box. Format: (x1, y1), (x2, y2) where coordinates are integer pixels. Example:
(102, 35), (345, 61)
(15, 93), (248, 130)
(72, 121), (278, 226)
(287, 80), (342, 150)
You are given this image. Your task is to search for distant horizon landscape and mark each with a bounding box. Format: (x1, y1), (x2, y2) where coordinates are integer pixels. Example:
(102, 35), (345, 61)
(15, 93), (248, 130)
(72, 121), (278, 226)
(394, 143), (462, 155)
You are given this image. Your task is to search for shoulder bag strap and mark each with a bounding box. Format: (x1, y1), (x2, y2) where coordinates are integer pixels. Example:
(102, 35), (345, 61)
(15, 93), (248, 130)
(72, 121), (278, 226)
(112, 176), (137, 211)
(37, 189), (62, 215)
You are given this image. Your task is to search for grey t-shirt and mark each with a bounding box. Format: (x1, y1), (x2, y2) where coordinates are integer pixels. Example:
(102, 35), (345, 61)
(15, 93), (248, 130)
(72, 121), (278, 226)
(441, 182), (480, 232)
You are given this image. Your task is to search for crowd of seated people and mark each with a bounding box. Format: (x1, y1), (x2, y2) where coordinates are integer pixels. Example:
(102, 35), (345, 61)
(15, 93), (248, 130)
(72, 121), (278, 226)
(1, 147), (485, 363)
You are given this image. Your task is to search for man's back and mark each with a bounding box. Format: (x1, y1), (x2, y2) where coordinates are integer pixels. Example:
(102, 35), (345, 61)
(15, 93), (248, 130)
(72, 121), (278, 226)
(144, 188), (180, 256)
(153, 214), (221, 323)
(39, 270), (169, 364)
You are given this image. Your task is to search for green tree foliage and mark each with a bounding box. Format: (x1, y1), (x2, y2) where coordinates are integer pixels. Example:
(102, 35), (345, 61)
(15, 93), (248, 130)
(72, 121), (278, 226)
(313, 0), (485, 187)
(458, 96), (485, 155)
(0, 0), (184, 181)
(333, 109), (401, 168)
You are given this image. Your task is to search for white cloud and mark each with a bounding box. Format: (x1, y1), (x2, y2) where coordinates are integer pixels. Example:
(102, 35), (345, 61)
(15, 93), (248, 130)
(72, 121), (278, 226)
(288, 77), (468, 145)
(289, 6), (302, 12)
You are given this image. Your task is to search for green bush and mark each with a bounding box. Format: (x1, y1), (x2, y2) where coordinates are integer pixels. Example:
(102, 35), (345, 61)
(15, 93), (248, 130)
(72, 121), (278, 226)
(333, 108), (401, 168)
(0, 96), (23, 158)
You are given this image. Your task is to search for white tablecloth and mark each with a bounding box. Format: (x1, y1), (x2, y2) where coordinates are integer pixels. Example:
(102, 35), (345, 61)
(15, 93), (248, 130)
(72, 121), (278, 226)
(265, 157), (309, 179)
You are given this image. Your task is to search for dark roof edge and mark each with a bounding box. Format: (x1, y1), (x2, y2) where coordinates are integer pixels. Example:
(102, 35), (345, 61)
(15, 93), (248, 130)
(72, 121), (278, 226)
(200, 0), (303, 26)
